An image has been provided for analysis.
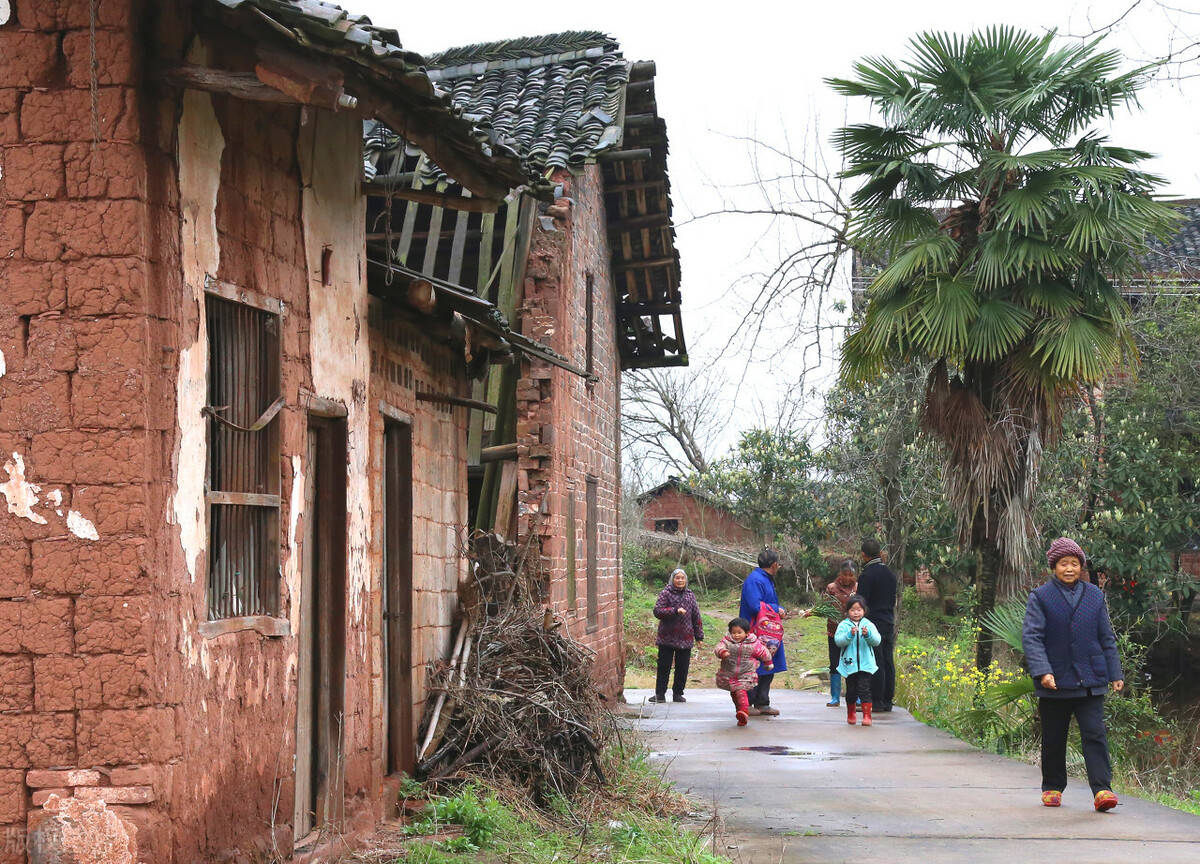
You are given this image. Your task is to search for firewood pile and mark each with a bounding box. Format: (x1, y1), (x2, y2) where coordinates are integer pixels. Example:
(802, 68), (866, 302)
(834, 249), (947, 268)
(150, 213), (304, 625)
(414, 533), (610, 800)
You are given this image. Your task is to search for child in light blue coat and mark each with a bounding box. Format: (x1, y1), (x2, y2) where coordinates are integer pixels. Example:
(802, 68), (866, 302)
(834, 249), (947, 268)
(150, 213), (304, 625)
(833, 594), (882, 727)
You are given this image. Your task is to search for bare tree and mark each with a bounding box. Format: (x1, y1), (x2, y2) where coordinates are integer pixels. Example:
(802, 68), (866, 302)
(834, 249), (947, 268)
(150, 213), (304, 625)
(1068, 1), (1200, 78)
(621, 366), (727, 480)
(684, 126), (853, 397)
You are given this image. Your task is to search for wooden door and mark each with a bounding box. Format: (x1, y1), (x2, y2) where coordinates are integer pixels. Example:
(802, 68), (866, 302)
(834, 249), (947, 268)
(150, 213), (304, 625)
(383, 421), (414, 775)
(294, 417), (347, 841)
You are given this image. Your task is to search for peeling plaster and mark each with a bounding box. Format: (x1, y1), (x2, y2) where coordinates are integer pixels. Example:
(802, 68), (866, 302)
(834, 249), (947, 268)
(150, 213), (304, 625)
(172, 39), (224, 584)
(46, 489), (62, 507)
(283, 454), (305, 687)
(285, 454), (304, 630)
(67, 510), (99, 541)
(0, 347), (6, 379)
(1, 452), (47, 525)
(297, 110), (372, 623)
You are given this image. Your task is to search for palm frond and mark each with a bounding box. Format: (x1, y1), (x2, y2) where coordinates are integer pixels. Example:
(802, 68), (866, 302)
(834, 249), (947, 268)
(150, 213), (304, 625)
(982, 676), (1035, 712)
(966, 298), (1034, 362)
(911, 278), (978, 357)
(868, 233), (959, 299)
(1032, 314), (1120, 382)
(1019, 279), (1083, 315)
(980, 598), (1029, 652)
(830, 124), (923, 161)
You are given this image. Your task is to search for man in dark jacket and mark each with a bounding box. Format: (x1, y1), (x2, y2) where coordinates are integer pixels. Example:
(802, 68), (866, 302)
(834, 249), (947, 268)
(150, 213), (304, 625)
(1022, 537), (1123, 811)
(857, 538), (897, 711)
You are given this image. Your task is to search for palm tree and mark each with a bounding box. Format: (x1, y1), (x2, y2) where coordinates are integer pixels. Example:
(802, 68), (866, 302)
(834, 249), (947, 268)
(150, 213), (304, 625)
(828, 27), (1179, 668)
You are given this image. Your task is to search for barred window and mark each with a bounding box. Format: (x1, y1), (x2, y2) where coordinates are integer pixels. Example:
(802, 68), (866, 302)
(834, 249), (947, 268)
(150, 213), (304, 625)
(205, 281), (283, 619)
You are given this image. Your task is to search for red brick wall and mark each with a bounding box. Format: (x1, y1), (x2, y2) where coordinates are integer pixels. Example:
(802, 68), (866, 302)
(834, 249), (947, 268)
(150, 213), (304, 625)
(641, 488), (756, 546)
(366, 303), (470, 772)
(0, 4), (176, 860)
(517, 166), (624, 700)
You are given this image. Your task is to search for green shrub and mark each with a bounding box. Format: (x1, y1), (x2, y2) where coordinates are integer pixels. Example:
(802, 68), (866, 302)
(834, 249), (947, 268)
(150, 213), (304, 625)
(411, 785), (509, 851)
(900, 586), (955, 639)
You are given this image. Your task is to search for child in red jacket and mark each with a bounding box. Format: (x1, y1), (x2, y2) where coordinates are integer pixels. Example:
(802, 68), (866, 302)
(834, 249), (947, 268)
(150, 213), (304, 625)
(715, 617), (774, 725)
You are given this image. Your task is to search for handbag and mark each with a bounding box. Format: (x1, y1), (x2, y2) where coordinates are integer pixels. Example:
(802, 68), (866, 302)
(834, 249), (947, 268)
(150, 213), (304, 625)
(753, 601), (783, 657)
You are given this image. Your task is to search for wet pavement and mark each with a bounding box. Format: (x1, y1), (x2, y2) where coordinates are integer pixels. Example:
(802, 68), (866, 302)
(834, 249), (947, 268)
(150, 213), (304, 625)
(623, 688), (1200, 863)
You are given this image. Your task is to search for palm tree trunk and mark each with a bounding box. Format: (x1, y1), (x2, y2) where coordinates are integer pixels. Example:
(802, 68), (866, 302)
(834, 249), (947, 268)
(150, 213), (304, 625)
(975, 535), (1001, 671)
(968, 505), (1001, 671)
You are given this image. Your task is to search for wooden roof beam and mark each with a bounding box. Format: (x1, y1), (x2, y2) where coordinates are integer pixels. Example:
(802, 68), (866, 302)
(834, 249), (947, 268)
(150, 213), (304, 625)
(162, 63), (296, 104)
(613, 256), (677, 271)
(361, 181), (500, 212)
(597, 148), (653, 163)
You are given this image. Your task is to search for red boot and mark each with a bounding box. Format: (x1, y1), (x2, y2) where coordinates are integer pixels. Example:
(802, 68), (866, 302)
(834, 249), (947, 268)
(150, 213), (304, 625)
(862, 702), (873, 727)
(734, 690), (750, 726)
(846, 702), (857, 725)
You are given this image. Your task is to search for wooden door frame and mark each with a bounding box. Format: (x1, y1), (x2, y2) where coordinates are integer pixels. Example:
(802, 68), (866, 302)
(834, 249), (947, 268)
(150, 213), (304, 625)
(295, 409), (348, 842)
(382, 410), (415, 775)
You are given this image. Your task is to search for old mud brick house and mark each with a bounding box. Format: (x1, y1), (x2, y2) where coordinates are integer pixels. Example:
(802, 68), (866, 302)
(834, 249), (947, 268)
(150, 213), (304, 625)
(638, 477), (756, 546)
(366, 32), (688, 701)
(0, 0), (554, 860)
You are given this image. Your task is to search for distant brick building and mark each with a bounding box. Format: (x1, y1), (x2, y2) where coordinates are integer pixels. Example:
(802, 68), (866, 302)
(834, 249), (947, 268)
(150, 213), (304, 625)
(0, 1), (547, 861)
(638, 477), (756, 546)
(367, 32), (688, 701)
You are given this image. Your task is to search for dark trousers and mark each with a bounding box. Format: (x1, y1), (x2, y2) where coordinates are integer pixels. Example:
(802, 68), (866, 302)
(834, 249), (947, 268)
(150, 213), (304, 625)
(1039, 695), (1112, 794)
(654, 645), (692, 697)
(827, 636), (840, 673)
(845, 671), (872, 704)
(751, 672), (774, 707)
(871, 630), (895, 707)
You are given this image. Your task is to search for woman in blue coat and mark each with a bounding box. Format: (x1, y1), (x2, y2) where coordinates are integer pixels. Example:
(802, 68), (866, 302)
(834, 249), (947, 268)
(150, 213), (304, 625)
(739, 547), (787, 715)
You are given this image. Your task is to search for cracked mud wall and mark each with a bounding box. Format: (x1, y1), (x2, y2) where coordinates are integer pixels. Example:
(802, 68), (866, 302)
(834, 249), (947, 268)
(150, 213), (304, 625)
(3, 7), (479, 860)
(164, 39), (315, 859)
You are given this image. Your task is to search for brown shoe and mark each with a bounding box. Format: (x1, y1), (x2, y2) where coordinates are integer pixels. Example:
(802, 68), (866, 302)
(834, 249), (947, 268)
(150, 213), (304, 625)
(746, 706), (762, 716)
(757, 706), (780, 716)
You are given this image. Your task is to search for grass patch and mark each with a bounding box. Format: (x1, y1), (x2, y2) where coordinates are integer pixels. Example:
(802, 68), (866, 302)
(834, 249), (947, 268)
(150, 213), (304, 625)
(348, 742), (730, 863)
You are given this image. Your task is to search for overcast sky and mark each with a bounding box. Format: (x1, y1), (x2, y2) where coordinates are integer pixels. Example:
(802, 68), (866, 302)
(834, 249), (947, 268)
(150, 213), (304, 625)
(354, 0), (1200, 470)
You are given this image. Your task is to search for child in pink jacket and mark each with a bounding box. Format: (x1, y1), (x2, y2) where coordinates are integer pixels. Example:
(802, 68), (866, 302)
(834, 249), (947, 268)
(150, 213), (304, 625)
(715, 617), (774, 725)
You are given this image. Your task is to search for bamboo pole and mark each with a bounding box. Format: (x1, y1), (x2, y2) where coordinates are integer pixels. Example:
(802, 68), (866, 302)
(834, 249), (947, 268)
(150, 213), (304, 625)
(417, 620), (468, 761)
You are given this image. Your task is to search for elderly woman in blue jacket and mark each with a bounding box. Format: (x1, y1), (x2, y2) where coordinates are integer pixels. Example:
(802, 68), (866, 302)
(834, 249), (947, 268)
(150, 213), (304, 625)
(833, 594), (882, 726)
(1022, 537), (1124, 812)
(740, 548), (788, 716)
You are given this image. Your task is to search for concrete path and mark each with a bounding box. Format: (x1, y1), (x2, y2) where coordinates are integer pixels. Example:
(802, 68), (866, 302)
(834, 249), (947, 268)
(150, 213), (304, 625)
(623, 688), (1200, 863)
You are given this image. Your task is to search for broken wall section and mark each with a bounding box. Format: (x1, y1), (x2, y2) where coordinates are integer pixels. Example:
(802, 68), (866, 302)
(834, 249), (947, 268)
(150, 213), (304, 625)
(517, 166), (624, 701)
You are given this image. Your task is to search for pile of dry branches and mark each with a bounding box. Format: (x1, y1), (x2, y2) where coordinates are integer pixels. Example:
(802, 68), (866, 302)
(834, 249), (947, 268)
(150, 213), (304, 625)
(414, 533), (610, 801)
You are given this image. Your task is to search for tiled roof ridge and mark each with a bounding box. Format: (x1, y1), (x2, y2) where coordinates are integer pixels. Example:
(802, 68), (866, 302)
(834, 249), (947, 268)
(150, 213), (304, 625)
(426, 31), (618, 68)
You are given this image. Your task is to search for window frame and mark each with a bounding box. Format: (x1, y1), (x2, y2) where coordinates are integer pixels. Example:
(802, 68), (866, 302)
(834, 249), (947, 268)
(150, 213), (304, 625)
(203, 277), (285, 624)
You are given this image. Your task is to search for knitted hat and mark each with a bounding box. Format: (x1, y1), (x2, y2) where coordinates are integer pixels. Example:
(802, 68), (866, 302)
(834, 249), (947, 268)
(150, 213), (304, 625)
(1046, 537), (1086, 569)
